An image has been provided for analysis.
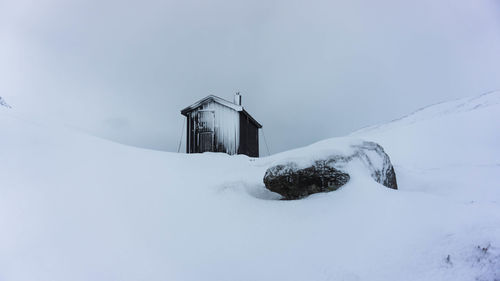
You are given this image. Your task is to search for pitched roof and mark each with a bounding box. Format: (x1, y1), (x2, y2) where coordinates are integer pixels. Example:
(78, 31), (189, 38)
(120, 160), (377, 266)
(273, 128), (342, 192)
(181, 95), (262, 128)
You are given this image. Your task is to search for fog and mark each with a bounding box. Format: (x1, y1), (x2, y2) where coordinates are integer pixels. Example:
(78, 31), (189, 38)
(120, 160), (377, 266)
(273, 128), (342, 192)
(1, 0), (499, 154)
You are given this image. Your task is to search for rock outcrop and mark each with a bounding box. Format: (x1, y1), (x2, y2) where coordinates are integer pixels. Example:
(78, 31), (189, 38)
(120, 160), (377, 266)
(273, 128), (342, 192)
(0, 97), (11, 108)
(263, 141), (397, 200)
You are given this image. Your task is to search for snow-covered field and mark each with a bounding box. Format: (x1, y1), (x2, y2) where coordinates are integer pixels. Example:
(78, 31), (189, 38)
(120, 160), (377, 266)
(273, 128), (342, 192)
(0, 92), (499, 281)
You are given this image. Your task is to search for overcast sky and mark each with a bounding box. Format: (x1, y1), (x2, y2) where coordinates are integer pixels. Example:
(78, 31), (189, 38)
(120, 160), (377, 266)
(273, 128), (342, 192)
(1, 0), (499, 154)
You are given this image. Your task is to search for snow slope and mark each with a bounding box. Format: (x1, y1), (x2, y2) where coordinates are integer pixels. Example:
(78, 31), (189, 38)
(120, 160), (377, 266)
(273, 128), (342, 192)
(352, 91), (500, 202)
(0, 92), (499, 281)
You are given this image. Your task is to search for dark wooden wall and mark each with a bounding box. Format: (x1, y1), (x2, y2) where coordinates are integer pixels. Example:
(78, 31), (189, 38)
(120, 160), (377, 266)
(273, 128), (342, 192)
(185, 102), (259, 157)
(186, 114), (195, 153)
(238, 112), (259, 157)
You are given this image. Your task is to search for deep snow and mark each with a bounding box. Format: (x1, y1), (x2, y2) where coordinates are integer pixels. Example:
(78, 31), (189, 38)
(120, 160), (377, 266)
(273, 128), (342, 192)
(0, 92), (499, 281)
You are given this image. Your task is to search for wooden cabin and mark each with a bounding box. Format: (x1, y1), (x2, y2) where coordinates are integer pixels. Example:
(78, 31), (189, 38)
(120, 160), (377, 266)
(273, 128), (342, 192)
(181, 93), (262, 157)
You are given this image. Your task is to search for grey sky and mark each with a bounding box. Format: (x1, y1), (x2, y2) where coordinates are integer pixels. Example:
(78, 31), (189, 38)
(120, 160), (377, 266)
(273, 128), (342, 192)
(1, 0), (499, 154)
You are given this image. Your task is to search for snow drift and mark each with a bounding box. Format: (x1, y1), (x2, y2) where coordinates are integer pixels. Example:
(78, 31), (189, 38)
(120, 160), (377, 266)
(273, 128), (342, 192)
(0, 91), (499, 281)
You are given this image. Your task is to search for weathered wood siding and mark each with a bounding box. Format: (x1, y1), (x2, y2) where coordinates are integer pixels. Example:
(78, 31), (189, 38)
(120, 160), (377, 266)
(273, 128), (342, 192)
(238, 112), (259, 157)
(186, 101), (240, 154)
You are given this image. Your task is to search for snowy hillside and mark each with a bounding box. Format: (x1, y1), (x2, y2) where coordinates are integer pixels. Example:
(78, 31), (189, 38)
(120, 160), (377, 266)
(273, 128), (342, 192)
(351, 91), (500, 202)
(0, 92), (499, 281)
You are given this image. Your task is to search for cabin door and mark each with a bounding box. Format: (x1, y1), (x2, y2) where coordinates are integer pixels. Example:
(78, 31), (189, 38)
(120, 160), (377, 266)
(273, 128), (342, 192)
(196, 110), (215, 153)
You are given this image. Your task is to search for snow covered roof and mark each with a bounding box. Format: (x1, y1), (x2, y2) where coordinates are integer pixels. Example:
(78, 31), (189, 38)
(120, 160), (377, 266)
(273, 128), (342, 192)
(181, 95), (262, 128)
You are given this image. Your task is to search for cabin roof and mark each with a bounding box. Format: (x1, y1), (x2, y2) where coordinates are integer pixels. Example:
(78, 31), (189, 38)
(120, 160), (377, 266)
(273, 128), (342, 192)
(181, 95), (262, 128)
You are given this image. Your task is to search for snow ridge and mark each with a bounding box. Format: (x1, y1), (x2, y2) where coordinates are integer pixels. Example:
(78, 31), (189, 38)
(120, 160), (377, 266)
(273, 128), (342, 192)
(354, 90), (500, 134)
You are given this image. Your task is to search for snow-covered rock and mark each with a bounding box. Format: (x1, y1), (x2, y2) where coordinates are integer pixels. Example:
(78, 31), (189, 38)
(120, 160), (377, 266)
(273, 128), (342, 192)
(264, 160), (350, 200)
(263, 140), (397, 199)
(0, 96), (11, 108)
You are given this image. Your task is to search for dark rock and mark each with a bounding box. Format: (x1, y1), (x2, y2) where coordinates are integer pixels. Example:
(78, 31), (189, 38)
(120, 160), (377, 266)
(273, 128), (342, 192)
(263, 141), (397, 200)
(263, 160), (351, 200)
(0, 96), (11, 108)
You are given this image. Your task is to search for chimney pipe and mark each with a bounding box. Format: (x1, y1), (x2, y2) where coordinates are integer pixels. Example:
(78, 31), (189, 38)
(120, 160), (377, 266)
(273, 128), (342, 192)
(234, 92), (242, 106)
